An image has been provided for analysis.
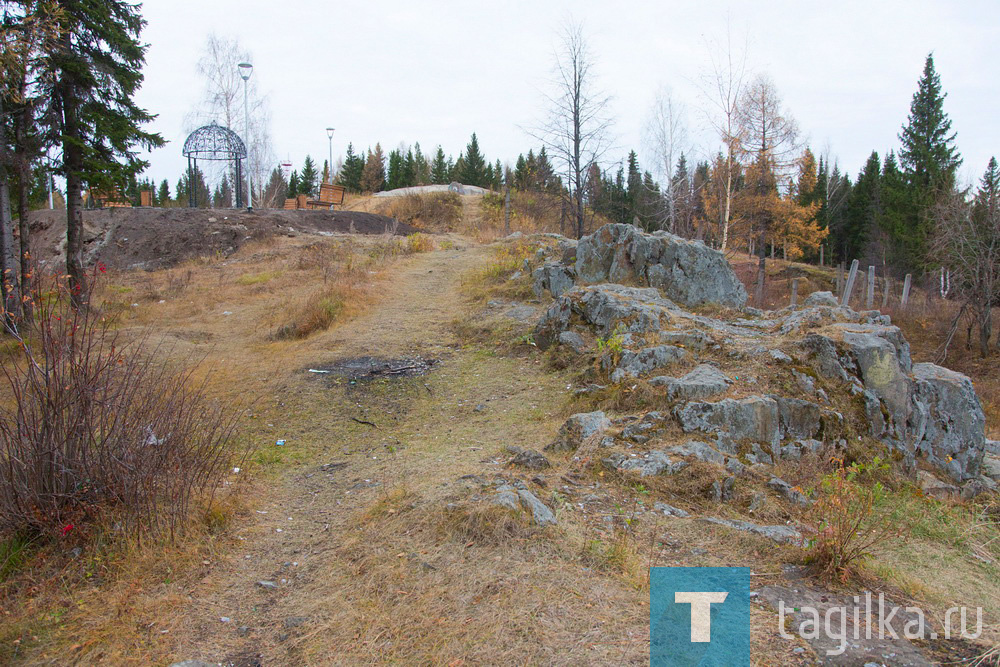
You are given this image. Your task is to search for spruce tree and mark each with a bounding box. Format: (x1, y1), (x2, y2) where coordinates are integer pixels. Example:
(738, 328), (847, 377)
(158, 179), (170, 206)
(299, 156), (318, 197)
(360, 144), (385, 192)
(842, 152), (882, 262)
(50, 0), (163, 305)
(460, 133), (486, 187)
(897, 53), (962, 270)
(431, 146), (449, 184)
(338, 143), (365, 192)
(287, 170), (300, 197)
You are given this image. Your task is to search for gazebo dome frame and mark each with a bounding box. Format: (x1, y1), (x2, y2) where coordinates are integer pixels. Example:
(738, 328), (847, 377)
(181, 121), (248, 208)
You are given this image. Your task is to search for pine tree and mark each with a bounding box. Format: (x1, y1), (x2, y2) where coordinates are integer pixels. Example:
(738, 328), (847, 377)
(50, 0), (164, 305)
(262, 167), (287, 206)
(413, 143), (430, 184)
(841, 152), (882, 262)
(287, 170), (300, 197)
(385, 149), (403, 191)
(158, 179), (170, 206)
(299, 156), (318, 197)
(431, 146), (449, 184)
(460, 133), (487, 187)
(897, 53), (962, 270)
(361, 144), (386, 192)
(338, 143), (365, 192)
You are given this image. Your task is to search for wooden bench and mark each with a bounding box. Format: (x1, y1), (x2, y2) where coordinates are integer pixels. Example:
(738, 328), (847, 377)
(89, 188), (132, 208)
(283, 198), (297, 210)
(139, 190), (152, 207)
(306, 183), (346, 210)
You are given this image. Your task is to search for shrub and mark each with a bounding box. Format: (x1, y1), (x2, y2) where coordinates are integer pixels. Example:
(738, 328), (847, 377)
(807, 457), (905, 581)
(0, 271), (245, 542)
(274, 290), (346, 339)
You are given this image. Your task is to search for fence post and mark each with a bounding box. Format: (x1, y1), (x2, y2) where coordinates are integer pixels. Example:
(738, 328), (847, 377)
(866, 265), (875, 309)
(790, 278), (799, 306)
(819, 245), (824, 267)
(901, 273), (912, 310)
(841, 259), (859, 307)
(882, 276), (890, 309)
(836, 262), (844, 295)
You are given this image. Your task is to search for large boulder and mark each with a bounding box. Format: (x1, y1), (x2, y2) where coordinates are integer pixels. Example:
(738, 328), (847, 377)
(546, 411), (612, 452)
(608, 345), (688, 383)
(674, 396), (781, 452)
(910, 363), (986, 481)
(532, 263), (576, 299)
(574, 223), (747, 308)
(649, 364), (732, 400)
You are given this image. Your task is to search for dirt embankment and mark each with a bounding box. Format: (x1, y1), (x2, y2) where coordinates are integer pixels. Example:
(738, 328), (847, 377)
(28, 207), (417, 271)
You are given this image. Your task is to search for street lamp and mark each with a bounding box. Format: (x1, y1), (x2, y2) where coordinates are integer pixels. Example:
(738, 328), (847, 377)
(238, 61), (253, 210)
(326, 127), (335, 184)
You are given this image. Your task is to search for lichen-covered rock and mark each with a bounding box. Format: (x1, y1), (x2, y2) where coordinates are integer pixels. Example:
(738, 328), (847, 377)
(546, 411), (611, 452)
(574, 223), (747, 308)
(608, 345), (688, 383)
(603, 450), (688, 477)
(698, 517), (803, 545)
(773, 396), (828, 440)
(557, 330), (587, 354)
(803, 290), (839, 307)
(910, 363), (985, 481)
(674, 396), (781, 451)
(649, 364), (731, 400)
(517, 489), (558, 525)
(505, 445), (552, 470)
(532, 263), (576, 299)
(667, 440), (726, 465)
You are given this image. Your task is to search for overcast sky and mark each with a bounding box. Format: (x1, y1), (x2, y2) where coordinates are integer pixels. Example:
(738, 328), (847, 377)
(137, 0), (999, 190)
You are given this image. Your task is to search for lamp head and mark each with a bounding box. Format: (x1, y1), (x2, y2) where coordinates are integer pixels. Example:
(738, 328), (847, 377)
(326, 127), (335, 138)
(237, 62), (253, 80)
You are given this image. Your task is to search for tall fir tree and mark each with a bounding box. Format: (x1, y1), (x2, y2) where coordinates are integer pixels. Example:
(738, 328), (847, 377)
(338, 143), (365, 192)
(897, 53), (962, 271)
(460, 133), (487, 187)
(299, 155), (318, 197)
(158, 178), (170, 206)
(50, 0), (164, 304)
(430, 146), (449, 184)
(360, 144), (386, 192)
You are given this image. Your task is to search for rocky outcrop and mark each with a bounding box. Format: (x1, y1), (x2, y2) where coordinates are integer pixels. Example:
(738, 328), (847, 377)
(532, 263), (576, 299)
(607, 345), (688, 383)
(574, 223), (748, 308)
(910, 363), (986, 481)
(546, 411), (611, 452)
(649, 364), (731, 400)
(674, 396), (781, 452)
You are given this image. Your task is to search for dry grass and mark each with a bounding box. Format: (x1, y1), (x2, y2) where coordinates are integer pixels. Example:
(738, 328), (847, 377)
(371, 192), (462, 230)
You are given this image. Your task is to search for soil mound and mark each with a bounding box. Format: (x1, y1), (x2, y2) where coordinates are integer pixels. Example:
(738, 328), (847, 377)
(28, 207), (417, 271)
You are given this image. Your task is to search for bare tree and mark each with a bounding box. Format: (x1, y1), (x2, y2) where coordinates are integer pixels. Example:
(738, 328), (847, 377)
(736, 74), (800, 181)
(534, 20), (612, 239)
(644, 86), (691, 233)
(698, 25), (749, 252)
(933, 158), (1000, 358)
(189, 35), (275, 207)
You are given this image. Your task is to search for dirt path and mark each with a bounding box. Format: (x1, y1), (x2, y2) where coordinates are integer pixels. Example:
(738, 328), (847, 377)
(154, 238), (649, 666)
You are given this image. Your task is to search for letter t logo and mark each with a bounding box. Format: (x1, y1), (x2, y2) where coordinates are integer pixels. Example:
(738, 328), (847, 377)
(675, 591), (729, 642)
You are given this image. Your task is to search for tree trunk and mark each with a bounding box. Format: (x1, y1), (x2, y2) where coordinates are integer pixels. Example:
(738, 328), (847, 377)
(980, 307), (992, 358)
(14, 105), (32, 320)
(754, 255), (766, 306)
(0, 96), (20, 324)
(60, 69), (87, 308)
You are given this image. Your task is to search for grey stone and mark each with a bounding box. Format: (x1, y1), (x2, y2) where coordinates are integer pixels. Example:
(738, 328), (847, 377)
(841, 330), (912, 423)
(658, 329), (713, 351)
(653, 502), (690, 518)
(708, 476), (736, 502)
(698, 517), (803, 545)
(506, 445), (552, 470)
(603, 450), (687, 477)
(768, 348), (792, 363)
(257, 580), (279, 590)
(767, 476), (811, 506)
(284, 616), (309, 629)
(918, 470), (960, 498)
(532, 263), (576, 299)
(803, 290), (839, 307)
(609, 344), (688, 382)
(800, 333), (849, 381)
(983, 455), (1000, 482)
(747, 442), (774, 465)
(667, 440), (726, 465)
(574, 223), (748, 308)
(557, 330), (587, 353)
(649, 364), (731, 400)
(517, 489), (557, 525)
(492, 491), (521, 511)
(911, 363), (986, 481)
(748, 491), (766, 513)
(773, 396), (826, 440)
(546, 411), (611, 452)
(504, 304), (539, 323)
(674, 396), (780, 448)
(987, 439), (1000, 455)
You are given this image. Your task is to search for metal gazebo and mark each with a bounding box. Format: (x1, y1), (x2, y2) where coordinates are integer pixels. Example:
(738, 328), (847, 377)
(181, 121), (248, 208)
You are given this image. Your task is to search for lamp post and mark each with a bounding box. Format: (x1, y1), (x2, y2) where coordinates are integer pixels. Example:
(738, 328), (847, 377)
(238, 61), (253, 210)
(326, 127), (335, 184)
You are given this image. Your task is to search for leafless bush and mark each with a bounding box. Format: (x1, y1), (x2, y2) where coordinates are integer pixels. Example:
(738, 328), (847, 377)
(0, 271), (246, 542)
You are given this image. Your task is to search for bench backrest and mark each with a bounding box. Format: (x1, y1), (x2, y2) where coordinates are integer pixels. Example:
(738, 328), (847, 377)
(319, 183), (346, 205)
